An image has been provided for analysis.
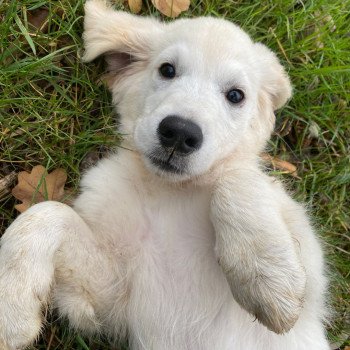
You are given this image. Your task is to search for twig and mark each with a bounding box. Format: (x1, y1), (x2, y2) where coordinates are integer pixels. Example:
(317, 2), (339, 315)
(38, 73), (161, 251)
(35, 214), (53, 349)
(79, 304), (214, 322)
(0, 172), (17, 200)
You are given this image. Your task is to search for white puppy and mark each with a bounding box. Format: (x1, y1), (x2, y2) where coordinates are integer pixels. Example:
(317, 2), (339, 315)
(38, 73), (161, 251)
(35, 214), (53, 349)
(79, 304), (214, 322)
(0, 1), (329, 349)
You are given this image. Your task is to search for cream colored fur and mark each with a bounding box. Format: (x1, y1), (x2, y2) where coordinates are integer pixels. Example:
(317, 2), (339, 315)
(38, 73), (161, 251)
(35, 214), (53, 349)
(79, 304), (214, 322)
(0, 1), (329, 349)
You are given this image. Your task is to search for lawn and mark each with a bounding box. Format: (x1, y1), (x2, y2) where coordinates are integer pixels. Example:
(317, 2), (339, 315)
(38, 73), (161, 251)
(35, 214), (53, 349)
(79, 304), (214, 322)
(0, 0), (349, 349)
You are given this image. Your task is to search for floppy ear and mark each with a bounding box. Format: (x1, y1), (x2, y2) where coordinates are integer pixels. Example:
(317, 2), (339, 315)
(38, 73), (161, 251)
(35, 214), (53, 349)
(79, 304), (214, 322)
(240, 44), (292, 154)
(254, 43), (292, 110)
(83, 0), (163, 78)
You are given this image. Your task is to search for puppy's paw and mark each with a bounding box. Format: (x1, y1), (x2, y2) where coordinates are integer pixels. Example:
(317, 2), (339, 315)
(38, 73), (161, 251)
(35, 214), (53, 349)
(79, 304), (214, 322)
(220, 254), (307, 334)
(0, 271), (46, 349)
(0, 301), (43, 350)
(211, 170), (307, 334)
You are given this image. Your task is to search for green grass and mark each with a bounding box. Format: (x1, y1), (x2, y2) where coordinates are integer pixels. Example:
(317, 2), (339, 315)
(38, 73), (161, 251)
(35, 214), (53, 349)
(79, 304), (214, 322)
(0, 0), (349, 349)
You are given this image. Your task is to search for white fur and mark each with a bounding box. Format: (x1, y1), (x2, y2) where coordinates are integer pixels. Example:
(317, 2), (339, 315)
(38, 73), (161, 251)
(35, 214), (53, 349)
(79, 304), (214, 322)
(0, 1), (329, 349)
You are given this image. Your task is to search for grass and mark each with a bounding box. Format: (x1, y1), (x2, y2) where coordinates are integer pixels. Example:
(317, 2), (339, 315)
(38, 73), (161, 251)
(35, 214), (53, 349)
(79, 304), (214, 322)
(0, 0), (349, 349)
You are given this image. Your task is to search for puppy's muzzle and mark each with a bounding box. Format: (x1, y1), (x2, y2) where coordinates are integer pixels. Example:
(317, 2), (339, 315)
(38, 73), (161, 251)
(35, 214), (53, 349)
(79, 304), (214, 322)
(157, 116), (203, 155)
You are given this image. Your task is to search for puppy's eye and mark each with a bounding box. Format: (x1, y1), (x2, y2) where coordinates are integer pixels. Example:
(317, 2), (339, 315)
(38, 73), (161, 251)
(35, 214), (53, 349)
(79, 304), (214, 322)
(159, 63), (176, 79)
(226, 89), (244, 104)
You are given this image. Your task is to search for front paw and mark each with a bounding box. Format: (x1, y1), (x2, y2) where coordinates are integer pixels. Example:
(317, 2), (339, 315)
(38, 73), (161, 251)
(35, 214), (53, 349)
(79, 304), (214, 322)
(0, 305), (43, 350)
(219, 253), (306, 334)
(0, 273), (45, 349)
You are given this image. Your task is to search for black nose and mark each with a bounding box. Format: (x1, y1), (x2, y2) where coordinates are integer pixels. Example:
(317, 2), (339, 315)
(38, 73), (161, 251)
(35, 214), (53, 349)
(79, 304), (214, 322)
(158, 116), (203, 155)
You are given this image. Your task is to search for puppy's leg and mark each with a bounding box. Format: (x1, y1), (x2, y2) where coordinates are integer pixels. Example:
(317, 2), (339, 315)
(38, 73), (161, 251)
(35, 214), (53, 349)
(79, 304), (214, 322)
(0, 201), (103, 349)
(210, 167), (306, 334)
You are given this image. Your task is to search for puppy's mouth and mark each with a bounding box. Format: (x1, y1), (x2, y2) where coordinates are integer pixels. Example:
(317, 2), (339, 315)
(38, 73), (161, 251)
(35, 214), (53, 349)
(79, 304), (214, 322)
(148, 155), (185, 174)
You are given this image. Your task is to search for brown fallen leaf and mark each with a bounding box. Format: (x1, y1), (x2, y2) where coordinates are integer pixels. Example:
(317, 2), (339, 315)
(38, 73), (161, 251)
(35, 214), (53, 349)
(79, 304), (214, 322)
(152, 0), (190, 17)
(12, 165), (67, 213)
(28, 8), (49, 33)
(128, 0), (142, 14)
(261, 153), (299, 178)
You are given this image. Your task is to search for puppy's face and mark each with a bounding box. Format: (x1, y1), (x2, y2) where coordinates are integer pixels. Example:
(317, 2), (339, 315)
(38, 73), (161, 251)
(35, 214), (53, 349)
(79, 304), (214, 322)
(131, 24), (259, 180)
(83, 0), (292, 181)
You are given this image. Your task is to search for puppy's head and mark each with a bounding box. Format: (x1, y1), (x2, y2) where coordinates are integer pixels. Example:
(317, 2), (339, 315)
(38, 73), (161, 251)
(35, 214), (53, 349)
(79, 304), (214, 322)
(83, 0), (292, 181)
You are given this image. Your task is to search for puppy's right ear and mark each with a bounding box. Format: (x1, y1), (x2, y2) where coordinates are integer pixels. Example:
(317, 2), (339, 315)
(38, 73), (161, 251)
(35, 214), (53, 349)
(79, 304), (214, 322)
(83, 0), (163, 79)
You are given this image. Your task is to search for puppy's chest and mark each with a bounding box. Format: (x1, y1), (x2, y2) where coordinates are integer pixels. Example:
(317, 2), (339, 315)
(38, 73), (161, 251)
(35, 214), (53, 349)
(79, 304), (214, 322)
(132, 188), (222, 302)
(127, 187), (233, 342)
(138, 188), (214, 258)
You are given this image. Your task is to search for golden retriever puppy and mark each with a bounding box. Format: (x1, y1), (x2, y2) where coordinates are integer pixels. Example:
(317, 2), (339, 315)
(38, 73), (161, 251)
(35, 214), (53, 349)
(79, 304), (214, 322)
(0, 1), (329, 349)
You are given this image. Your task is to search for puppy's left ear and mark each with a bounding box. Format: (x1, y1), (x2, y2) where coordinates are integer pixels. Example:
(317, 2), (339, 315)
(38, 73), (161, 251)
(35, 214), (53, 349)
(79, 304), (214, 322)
(254, 43), (292, 110)
(82, 0), (163, 77)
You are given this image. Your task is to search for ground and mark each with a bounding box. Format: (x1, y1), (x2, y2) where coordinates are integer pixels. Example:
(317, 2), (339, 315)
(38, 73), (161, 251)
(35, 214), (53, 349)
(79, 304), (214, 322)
(0, 0), (349, 349)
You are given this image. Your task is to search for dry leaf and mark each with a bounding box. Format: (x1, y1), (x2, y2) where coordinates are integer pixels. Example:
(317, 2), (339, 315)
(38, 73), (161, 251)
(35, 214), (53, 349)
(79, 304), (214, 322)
(152, 0), (190, 17)
(128, 0), (142, 13)
(28, 8), (49, 32)
(261, 154), (299, 178)
(12, 165), (67, 213)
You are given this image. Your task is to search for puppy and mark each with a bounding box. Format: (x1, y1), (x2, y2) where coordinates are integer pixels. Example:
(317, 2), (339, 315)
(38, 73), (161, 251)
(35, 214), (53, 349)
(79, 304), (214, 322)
(0, 0), (329, 349)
